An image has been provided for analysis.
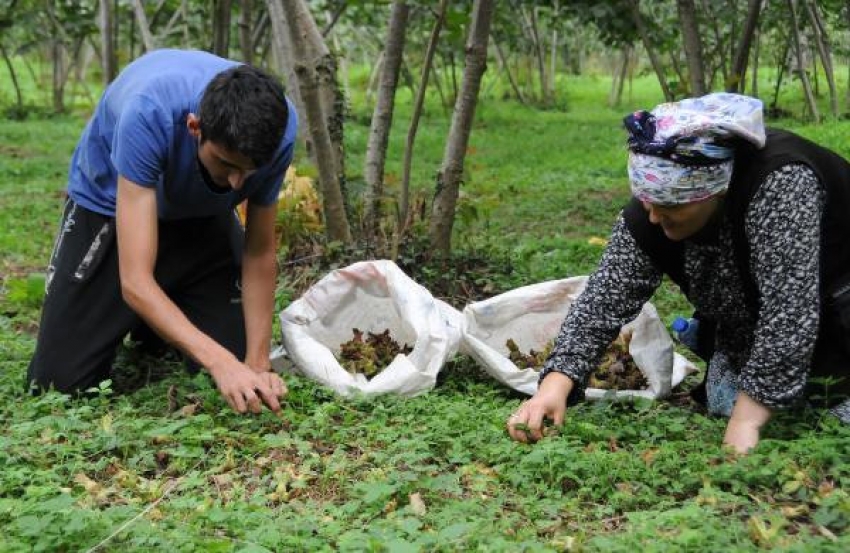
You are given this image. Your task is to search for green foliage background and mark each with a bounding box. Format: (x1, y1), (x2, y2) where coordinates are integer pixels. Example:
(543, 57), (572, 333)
(1, 70), (850, 551)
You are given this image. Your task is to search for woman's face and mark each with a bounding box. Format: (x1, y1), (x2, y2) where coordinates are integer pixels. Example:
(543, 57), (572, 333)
(642, 194), (724, 241)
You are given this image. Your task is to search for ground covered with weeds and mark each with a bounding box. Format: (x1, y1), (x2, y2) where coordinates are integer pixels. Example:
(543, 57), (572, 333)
(2, 81), (850, 551)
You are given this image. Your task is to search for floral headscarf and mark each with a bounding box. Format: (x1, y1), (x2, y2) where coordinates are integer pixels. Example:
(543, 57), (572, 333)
(625, 93), (766, 205)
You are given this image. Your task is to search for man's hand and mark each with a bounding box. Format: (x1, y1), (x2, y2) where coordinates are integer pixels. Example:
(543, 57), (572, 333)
(723, 391), (771, 454)
(208, 361), (286, 414)
(507, 372), (574, 443)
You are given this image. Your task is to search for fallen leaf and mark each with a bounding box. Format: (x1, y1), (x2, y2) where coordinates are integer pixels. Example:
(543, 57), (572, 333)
(74, 473), (101, 494)
(180, 403), (199, 417)
(409, 492), (427, 516)
(817, 525), (838, 542)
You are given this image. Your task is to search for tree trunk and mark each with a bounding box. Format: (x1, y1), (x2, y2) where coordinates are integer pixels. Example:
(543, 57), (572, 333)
(803, 0), (838, 117)
(321, 2), (347, 37)
(448, 50), (459, 107)
(771, 39), (790, 113)
(159, 3), (185, 41)
(269, 0), (346, 218)
(212, 0), (232, 57)
(251, 10), (269, 56)
(0, 43), (23, 112)
(629, 0), (673, 101)
(363, 1), (410, 237)
(609, 45), (632, 107)
(527, 6), (550, 105)
(846, 0), (850, 109)
(727, 0), (761, 93)
(676, 0), (706, 96)
(493, 37), (525, 105)
(0, 0), (22, 111)
(429, 0), (494, 255)
(71, 41), (96, 107)
(181, 0), (191, 48)
(700, 0), (728, 86)
(750, 28), (760, 96)
(549, 3), (559, 103)
(99, 0), (116, 85)
(238, 0), (253, 64)
(668, 50), (686, 94)
(51, 39), (65, 113)
(46, 0), (67, 113)
(811, 45), (819, 97)
(131, 0), (156, 52)
(787, 0), (819, 121)
(365, 50), (384, 104)
(398, 0), (449, 234)
(275, 0), (351, 243)
(266, 0), (305, 140)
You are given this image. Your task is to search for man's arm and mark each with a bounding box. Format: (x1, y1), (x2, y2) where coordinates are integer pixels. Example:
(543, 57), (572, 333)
(115, 176), (282, 413)
(241, 201), (278, 372)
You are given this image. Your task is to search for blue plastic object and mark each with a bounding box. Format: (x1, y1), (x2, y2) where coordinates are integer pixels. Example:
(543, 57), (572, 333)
(671, 316), (700, 351)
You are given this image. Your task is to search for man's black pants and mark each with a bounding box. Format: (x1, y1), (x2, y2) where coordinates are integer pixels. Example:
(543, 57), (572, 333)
(27, 200), (247, 394)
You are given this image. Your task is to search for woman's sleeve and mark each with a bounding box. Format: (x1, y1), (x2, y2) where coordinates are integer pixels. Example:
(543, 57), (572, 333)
(539, 215), (663, 399)
(738, 164), (824, 408)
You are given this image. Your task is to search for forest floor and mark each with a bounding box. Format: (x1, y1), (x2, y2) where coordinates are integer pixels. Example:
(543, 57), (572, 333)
(1, 79), (849, 551)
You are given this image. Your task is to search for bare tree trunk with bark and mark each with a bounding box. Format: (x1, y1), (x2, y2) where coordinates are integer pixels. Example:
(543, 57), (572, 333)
(750, 28), (760, 96)
(365, 51), (384, 104)
(266, 0), (306, 140)
(212, 0), (232, 57)
(630, 0), (673, 101)
(527, 6), (550, 105)
(677, 0), (706, 96)
(803, 0), (838, 117)
(238, 0), (254, 64)
(727, 0), (761, 93)
(131, 0), (156, 52)
(99, 0), (116, 85)
(493, 37), (525, 105)
(398, 0), (449, 235)
(609, 45), (632, 107)
(269, 0), (346, 216)
(275, 0), (351, 242)
(846, 0), (850, 109)
(363, 1), (410, 237)
(700, 0), (728, 85)
(429, 0), (494, 255)
(0, 43), (23, 112)
(787, 0), (819, 121)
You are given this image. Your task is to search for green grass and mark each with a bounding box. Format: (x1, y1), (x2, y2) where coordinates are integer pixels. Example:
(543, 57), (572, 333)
(2, 69), (850, 551)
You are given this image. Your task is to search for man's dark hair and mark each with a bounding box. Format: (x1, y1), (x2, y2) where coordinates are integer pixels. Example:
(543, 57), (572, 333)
(198, 64), (288, 167)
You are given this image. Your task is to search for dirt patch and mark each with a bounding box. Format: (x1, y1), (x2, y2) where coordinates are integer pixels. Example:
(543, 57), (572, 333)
(0, 144), (37, 158)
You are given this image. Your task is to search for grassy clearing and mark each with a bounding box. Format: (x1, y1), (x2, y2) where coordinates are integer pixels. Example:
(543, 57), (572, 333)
(1, 72), (850, 551)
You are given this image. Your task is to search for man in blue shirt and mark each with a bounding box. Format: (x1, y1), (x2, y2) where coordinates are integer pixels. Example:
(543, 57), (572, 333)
(28, 49), (297, 414)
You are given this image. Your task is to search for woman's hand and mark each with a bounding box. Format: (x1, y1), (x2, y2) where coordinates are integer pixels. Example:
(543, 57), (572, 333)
(507, 372), (574, 443)
(723, 391), (772, 454)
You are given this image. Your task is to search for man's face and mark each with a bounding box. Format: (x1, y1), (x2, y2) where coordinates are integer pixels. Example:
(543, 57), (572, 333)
(187, 113), (257, 191)
(642, 194), (724, 241)
(196, 139), (257, 191)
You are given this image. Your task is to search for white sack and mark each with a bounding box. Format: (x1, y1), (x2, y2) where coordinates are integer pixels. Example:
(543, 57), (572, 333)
(461, 277), (697, 400)
(280, 260), (463, 397)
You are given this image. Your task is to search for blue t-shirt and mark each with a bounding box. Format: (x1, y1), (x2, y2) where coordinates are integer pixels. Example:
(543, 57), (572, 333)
(67, 49), (297, 219)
